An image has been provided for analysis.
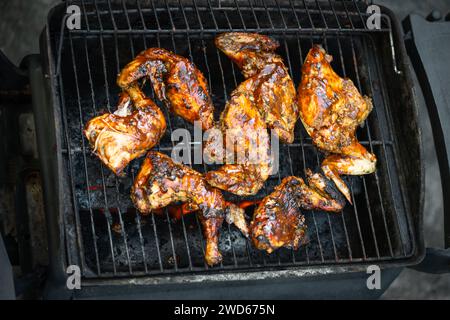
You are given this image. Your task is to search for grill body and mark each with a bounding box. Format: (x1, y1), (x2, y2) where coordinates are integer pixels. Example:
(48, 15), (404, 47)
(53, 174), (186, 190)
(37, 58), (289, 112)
(37, 0), (423, 297)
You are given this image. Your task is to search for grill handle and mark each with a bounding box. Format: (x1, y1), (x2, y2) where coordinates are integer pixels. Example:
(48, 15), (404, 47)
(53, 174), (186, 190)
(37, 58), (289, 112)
(403, 13), (450, 273)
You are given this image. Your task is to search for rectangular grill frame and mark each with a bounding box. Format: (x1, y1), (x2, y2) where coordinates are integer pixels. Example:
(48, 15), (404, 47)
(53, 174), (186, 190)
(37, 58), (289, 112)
(40, 0), (424, 286)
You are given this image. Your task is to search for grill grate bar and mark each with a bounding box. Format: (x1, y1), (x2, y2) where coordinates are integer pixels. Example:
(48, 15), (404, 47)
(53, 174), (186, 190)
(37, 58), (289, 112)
(146, 0), (193, 271)
(67, 27), (392, 35)
(80, 252), (411, 279)
(341, 0), (356, 30)
(175, 0), (212, 270)
(95, 0), (134, 274)
(80, 0), (91, 31)
(82, 32), (118, 275)
(77, 5), (377, 15)
(328, 0), (342, 30)
(155, 19), (203, 272)
(151, 212), (165, 272)
(189, 0), (218, 270)
(315, 0), (329, 29)
(320, 33), (368, 262)
(260, 0), (285, 269)
(233, 0), (247, 30)
(246, 0), (261, 30)
(61, 140), (393, 155)
(317, 37), (340, 262)
(348, 35), (393, 257)
(68, 33), (101, 274)
(189, 0), (246, 268)
(133, 2), (164, 274)
(346, 37), (380, 259)
(292, 35), (311, 264)
(363, 37), (409, 256)
(351, 0), (368, 28)
(261, 0), (276, 29)
(57, 34), (87, 272)
(323, 33), (379, 259)
(278, 30), (299, 264)
(274, 0), (288, 29)
(301, 0), (316, 29)
(333, 34), (353, 260)
(120, 0), (154, 272)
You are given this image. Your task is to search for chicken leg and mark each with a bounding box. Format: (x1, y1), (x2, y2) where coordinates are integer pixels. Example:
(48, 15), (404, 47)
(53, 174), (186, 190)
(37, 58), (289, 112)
(131, 151), (248, 266)
(297, 45), (377, 202)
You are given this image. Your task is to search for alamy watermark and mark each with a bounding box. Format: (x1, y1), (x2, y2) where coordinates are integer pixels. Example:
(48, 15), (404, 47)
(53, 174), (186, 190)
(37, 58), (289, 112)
(366, 5), (381, 30)
(66, 265), (81, 290)
(66, 5), (81, 30)
(170, 121), (280, 174)
(366, 265), (381, 290)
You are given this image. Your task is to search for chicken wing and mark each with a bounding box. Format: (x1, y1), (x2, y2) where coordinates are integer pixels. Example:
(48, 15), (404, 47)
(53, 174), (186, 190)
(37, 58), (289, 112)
(297, 45), (377, 203)
(251, 170), (345, 253)
(215, 32), (298, 143)
(131, 151), (248, 266)
(204, 77), (272, 196)
(117, 47), (214, 130)
(84, 84), (166, 175)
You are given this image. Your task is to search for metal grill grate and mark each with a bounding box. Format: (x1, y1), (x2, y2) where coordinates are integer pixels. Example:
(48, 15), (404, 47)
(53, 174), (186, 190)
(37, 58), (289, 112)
(50, 0), (415, 279)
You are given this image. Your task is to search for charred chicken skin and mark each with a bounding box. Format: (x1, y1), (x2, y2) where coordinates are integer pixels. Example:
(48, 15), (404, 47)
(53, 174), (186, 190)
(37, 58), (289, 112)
(297, 45), (377, 203)
(251, 170), (345, 253)
(204, 77), (272, 196)
(131, 151), (248, 266)
(84, 85), (166, 176)
(117, 47), (214, 130)
(215, 32), (298, 143)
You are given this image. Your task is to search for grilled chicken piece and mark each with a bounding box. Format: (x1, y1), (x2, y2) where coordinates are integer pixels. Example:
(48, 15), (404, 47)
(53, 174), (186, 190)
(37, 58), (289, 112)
(251, 170), (345, 253)
(215, 32), (298, 143)
(297, 45), (377, 203)
(204, 77), (272, 196)
(84, 84), (166, 175)
(117, 47), (214, 130)
(131, 151), (248, 266)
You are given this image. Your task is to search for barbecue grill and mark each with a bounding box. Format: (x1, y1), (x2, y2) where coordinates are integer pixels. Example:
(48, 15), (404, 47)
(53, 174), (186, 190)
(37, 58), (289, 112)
(5, 0), (434, 299)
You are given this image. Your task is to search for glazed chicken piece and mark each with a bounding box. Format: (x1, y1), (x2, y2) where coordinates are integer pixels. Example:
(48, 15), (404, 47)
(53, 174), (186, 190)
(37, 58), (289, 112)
(84, 84), (166, 175)
(117, 47), (214, 130)
(215, 32), (298, 143)
(204, 77), (272, 196)
(297, 45), (377, 203)
(204, 32), (298, 196)
(251, 170), (345, 253)
(131, 151), (248, 266)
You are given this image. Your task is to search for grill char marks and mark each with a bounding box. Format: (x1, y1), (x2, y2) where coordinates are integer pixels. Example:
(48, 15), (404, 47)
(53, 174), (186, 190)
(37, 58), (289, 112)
(131, 151), (248, 266)
(117, 47), (215, 130)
